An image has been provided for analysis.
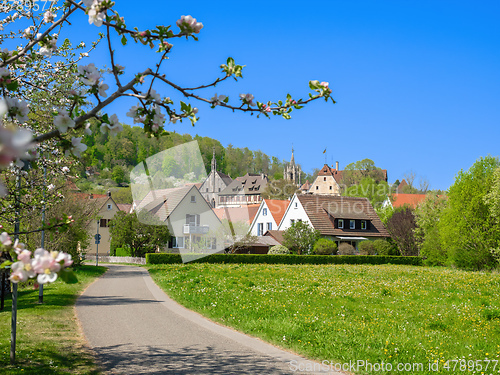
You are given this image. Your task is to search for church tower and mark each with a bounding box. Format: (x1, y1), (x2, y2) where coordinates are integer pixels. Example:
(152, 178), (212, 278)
(284, 148), (301, 186)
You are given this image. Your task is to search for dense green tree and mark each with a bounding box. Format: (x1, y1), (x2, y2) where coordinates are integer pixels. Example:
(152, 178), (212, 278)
(282, 221), (320, 255)
(414, 194), (448, 265)
(109, 211), (171, 257)
(112, 166), (126, 184)
(261, 179), (299, 200)
(341, 159), (386, 186)
(439, 156), (499, 270)
(343, 177), (390, 209)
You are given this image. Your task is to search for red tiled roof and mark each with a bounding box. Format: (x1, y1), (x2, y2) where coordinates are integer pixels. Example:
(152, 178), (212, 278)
(264, 199), (290, 226)
(391, 193), (446, 209)
(297, 195), (389, 237)
(213, 205), (260, 224)
(300, 180), (312, 191)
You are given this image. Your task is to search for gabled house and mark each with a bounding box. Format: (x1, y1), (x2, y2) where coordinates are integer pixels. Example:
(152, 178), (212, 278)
(308, 163), (343, 196)
(218, 173), (268, 207)
(249, 199), (290, 236)
(134, 185), (222, 253)
(199, 148), (232, 208)
(84, 191), (127, 255)
(278, 194), (390, 250)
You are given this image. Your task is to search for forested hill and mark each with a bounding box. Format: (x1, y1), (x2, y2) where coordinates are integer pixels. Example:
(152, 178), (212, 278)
(81, 123), (310, 183)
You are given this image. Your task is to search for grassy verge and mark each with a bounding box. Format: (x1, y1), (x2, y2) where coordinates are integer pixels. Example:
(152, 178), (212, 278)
(147, 263), (500, 375)
(0, 265), (107, 374)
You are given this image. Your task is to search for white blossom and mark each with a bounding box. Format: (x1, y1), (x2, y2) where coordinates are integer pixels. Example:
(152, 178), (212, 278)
(239, 93), (256, 106)
(98, 82), (109, 97)
(210, 93), (227, 105)
(176, 15), (203, 34)
(5, 97), (29, 123)
(68, 137), (87, 158)
(100, 114), (123, 136)
(53, 108), (75, 133)
(43, 11), (56, 23)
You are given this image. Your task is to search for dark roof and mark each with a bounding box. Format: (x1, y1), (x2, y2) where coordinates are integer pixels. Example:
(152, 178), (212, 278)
(219, 173), (268, 196)
(216, 171), (233, 185)
(297, 195), (389, 237)
(264, 230), (285, 244)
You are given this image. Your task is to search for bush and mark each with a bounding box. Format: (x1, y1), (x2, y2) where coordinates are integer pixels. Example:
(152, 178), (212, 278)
(359, 241), (376, 255)
(146, 253), (423, 266)
(115, 247), (131, 257)
(338, 243), (356, 255)
(268, 245), (290, 254)
(373, 239), (399, 256)
(313, 238), (338, 255)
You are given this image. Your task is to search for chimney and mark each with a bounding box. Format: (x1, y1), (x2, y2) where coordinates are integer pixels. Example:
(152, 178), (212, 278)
(336, 161), (339, 171)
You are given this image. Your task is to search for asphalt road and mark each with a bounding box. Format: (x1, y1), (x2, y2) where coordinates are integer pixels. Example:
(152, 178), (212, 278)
(76, 265), (346, 375)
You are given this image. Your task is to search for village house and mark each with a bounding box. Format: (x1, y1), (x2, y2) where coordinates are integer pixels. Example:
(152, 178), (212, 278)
(278, 194), (390, 250)
(218, 173), (268, 207)
(134, 185), (222, 253)
(249, 199), (290, 236)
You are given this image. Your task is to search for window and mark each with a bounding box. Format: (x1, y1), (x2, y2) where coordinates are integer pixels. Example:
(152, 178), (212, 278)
(186, 214), (200, 226)
(361, 220), (367, 230)
(316, 186), (319, 190)
(100, 219), (107, 227)
(267, 222), (272, 231)
(295, 202), (298, 208)
(190, 195), (196, 203)
(257, 223), (264, 236)
(172, 236), (184, 248)
(218, 188), (221, 192)
(338, 219), (344, 229)
(263, 208), (268, 216)
(206, 188), (209, 192)
(324, 177), (326, 181)
(350, 220), (355, 229)
(107, 204), (112, 210)
(329, 186), (332, 190)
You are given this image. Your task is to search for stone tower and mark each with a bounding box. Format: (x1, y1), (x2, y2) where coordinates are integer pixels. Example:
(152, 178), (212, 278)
(284, 148), (301, 186)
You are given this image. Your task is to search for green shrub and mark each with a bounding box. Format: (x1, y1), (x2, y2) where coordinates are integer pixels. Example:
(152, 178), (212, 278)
(373, 239), (399, 256)
(115, 247), (131, 257)
(313, 238), (338, 255)
(268, 245), (290, 254)
(145, 253), (423, 266)
(338, 243), (356, 255)
(359, 241), (376, 255)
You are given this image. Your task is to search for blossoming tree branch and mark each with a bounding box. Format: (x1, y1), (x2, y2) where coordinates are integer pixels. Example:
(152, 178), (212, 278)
(0, 0), (335, 284)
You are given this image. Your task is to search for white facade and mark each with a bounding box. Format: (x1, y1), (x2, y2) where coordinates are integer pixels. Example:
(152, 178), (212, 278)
(277, 195), (312, 231)
(164, 186), (223, 252)
(250, 201), (278, 236)
(309, 174), (341, 196)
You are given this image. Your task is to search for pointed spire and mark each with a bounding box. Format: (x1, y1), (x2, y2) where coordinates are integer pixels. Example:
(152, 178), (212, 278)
(290, 147), (295, 165)
(211, 146), (216, 171)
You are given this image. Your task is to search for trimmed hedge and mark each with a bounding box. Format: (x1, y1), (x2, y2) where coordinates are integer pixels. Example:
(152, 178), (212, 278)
(146, 253), (423, 266)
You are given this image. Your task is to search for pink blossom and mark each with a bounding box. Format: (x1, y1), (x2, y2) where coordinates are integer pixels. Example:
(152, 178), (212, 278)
(176, 15), (203, 34)
(32, 248), (60, 284)
(0, 232), (12, 246)
(9, 262), (28, 283)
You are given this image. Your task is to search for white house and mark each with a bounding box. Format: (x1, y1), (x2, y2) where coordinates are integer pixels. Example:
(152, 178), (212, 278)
(135, 185), (223, 253)
(278, 194), (390, 250)
(249, 199), (290, 236)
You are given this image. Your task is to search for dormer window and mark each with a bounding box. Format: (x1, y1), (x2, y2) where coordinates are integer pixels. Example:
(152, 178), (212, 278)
(361, 220), (367, 230)
(338, 219), (344, 229)
(350, 220), (355, 229)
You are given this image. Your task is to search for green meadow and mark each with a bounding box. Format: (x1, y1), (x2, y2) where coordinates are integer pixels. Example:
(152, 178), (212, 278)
(148, 263), (500, 374)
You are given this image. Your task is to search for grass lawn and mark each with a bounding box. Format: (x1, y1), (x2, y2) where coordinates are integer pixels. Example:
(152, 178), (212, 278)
(0, 265), (107, 375)
(148, 263), (500, 375)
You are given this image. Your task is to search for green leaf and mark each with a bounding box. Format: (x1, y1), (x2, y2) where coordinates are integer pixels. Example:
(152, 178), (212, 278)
(1, 260), (13, 269)
(6, 80), (19, 91)
(58, 268), (78, 284)
(121, 35), (127, 45)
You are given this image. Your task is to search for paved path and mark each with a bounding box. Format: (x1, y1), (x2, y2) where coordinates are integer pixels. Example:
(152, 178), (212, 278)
(76, 265), (345, 375)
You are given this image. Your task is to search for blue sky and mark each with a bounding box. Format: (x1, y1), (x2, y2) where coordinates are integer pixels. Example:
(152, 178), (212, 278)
(56, 1), (500, 189)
